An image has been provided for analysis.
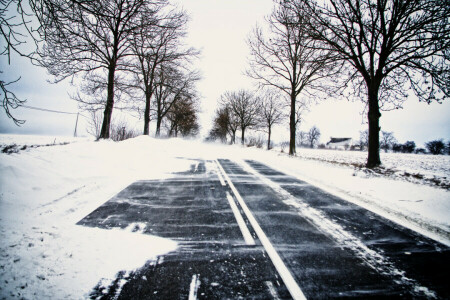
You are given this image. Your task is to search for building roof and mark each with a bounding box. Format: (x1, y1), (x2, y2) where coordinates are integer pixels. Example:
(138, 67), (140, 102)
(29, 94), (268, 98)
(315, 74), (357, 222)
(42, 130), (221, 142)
(327, 137), (352, 144)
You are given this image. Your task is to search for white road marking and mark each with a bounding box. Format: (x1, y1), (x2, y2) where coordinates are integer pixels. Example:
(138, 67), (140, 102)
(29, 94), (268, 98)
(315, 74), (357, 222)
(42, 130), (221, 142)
(226, 192), (256, 245)
(188, 274), (201, 300)
(265, 281), (281, 300)
(216, 160), (307, 300)
(214, 160), (226, 186)
(242, 160), (437, 299)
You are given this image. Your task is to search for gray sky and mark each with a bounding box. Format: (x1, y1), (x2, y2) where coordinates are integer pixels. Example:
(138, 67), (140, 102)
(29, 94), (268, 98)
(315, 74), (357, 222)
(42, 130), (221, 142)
(1, 0), (449, 147)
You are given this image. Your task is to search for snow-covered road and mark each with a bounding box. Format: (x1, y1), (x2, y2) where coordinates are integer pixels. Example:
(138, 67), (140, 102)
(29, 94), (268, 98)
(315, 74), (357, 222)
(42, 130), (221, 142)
(79, 158), (449, 299)
(1, 135), (449, 299)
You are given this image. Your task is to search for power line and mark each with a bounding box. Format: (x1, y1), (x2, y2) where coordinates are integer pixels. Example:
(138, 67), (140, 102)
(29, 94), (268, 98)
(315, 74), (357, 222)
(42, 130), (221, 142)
(20, 105), (88, 119)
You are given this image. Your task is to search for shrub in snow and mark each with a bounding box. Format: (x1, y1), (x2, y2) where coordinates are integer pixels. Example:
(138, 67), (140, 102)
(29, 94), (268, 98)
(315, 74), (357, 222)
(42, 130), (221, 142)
(414, 148), (427, 154)
(426, 139), (446, 155)
(393, 141), (416, 153)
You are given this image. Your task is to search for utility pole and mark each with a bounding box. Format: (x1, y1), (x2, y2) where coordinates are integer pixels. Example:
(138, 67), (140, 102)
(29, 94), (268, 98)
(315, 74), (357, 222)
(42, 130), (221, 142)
(74, 112), (79, 137)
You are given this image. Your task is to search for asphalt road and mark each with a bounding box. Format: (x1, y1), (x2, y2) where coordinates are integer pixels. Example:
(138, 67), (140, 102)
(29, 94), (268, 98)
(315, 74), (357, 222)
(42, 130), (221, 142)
(78, 158), (450, 299)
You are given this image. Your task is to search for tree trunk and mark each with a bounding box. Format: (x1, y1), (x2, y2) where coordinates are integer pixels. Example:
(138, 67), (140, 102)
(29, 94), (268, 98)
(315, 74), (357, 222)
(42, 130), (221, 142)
(99, 65), (116, 139)
(231, 130), (236, 144)
(143, 91), (151, 135)
(289, 93), (296, 155)
(267, 125), (272, 150)
(155, 116), (162, 137)
(366, 84), (381, 168)
(241, 127), (245, 145)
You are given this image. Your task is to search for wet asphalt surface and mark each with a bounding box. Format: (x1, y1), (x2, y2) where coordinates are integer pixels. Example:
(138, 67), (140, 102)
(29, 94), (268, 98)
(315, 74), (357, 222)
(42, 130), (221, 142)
(78, 158), (450, 299)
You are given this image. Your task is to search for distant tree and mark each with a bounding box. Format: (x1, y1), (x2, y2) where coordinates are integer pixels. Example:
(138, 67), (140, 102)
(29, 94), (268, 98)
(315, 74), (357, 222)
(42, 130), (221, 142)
(166, 95), (199, 137)
(359, 130), (369, 150)
(394, 141), (416, 153)
(152, 64), (200, 137)
(37, 0), (166, 139)
(221, 90), (260, 145)
(414, 148), (426, 154)
(226, 107), (240, 145)
(247, 1), (338, 155)
(447, 142), (450, 155)
(380, 131), (397, 153)
(403, 141), (416, 154)
(425, 139), (445, 155)
(307, 126), (321, 148)
(297, 0), (450, 167)
(258, 91), (284, 150)
(296, 130), (308, 148)
(208, 108), (229, 143)
(209, 106), (238, 144)
(392, 143), (403, 153)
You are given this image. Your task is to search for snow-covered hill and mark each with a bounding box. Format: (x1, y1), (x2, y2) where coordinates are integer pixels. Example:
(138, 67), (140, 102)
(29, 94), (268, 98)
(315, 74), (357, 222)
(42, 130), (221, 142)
(0, 135), (448, 299)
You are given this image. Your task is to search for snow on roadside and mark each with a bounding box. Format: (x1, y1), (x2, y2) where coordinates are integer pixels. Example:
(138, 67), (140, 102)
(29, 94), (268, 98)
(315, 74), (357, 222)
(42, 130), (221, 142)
(0, 134), (91, 148)
(291, 147), (450, 189)
(0, 136), (187, 299)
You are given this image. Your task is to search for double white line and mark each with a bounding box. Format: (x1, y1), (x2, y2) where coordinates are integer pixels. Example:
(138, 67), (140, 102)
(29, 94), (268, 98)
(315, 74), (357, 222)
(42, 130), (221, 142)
(215, 160), (307, 300)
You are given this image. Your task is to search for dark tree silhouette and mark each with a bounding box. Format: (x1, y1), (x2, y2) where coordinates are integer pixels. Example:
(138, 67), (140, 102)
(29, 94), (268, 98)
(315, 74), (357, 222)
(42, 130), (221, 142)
(258, 90), (285, 150)
(208, 107), (230, 143)
(247, 2), (338, 155)
(295, 0), (450, 167)
(36, 0), (166, 139)
(221, 90), (260, 145)
(426, 139), (445, 155)
(209, 106), (239, 144)
(166, 95), (199, 137)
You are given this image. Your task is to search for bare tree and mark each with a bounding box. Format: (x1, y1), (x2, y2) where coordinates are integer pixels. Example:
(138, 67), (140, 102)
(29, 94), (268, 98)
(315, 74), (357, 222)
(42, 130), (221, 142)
(380, 131), (397, 152)
(258, 90), (284, 150)
(307, 125), (321, 148)
(1, 0), (41, 124)
(152, 64), (200, 137)
(296, 0), (450, 167)
(359, 130), (369, 150)
(86, 110), (102, 139)
(36, 0), (166, 139)
(129, 8), (199, 135)
(296, 130), (308, 147)
(221, 90), (260, 145)
(247, 2), (338, 155)
(226, 107), (240, 145)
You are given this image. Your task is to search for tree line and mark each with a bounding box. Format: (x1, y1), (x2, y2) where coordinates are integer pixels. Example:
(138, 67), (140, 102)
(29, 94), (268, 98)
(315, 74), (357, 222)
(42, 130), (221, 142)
(1, 0), (200, 139)
(237, 0), (448, 168)
(362, 130), (450, 155)
(207, 89), (284, 150)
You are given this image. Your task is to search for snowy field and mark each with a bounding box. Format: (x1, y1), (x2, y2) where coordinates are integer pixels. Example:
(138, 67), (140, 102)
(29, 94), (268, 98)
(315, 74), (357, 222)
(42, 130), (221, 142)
(292, 147), (450, 188)
(0, 134), (449, 299)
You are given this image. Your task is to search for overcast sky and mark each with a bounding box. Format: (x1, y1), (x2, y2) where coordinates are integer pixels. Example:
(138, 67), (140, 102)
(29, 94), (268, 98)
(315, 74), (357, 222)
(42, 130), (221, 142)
(1, 0), (449, 147)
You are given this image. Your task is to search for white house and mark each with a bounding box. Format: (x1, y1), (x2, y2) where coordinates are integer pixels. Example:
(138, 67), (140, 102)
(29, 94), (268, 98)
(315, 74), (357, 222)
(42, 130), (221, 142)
(326, 137), (353, 150)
